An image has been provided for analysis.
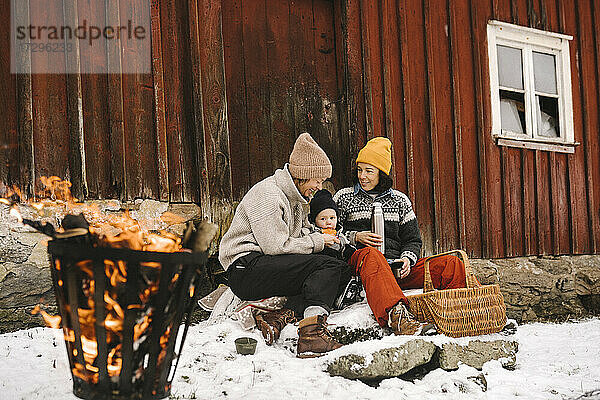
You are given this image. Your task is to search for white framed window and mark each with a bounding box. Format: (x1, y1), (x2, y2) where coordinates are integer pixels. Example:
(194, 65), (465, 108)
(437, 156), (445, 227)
(487, 20), (577, 153)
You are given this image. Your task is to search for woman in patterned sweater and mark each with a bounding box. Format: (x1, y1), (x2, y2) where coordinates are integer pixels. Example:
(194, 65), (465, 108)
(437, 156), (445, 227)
(333, 137), (469, 335)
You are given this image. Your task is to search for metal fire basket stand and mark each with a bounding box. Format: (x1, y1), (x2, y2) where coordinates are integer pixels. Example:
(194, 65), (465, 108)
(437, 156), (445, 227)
(47, 239), (208, 400)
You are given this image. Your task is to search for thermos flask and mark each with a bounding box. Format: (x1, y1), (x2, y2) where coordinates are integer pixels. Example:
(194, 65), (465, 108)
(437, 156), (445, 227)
(371, 202), (385, 255)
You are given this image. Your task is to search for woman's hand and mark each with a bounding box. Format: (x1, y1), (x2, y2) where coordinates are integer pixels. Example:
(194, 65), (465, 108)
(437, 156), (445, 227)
(355, 231), (383, 247)
(392, 257), (411, 279)
(323, 233), (340, 247)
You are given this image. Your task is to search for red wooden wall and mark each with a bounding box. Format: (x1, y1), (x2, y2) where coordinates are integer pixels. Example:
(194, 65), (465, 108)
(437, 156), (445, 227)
(350, 0), (600, 257)
(1, 0), (599, 258)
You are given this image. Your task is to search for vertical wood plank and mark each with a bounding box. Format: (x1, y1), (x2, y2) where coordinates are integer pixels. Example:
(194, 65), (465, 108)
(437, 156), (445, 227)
(381, 0), (408, 193)
(312, 0), (345, 188)
(63, 0), (87, 200)
(30, 1), (70, 187)
(575, 0), (599, 253)
(521, 150), (538, 254)
(341, 0), (367, 166)
(120, 0), (158, 200)
(527, 0), (541, 28)
(546, 0), (571, 254)
(78, 0), (112, 198)
(333, 0), (356, 187)
(397, 0), (436, 256)
(472, 0), (504, 258)
(160, 0), (199, 202)
(449, 0), (484, 257)
(535, 151), (552, 254)
(591, 0), (600, 252)
(197, 0), (233, 204)
(244, 0), (272, 183)
(0, 0), (19, 189)
(150, 0), (170, 202)
(14, 0), (35, 197)
(424, 0), (459, 252)
(397, 0), (417, 205)
(542, 0), (559, 32)
(359, 0), (385, 139)
(562, 0), (591, 254)
(550, 152), (571, 253)
(264, 0), (294, 173)
(106, 0), (127, 199)
(187, 0), (210, 215)
(222, 0), (250, 199)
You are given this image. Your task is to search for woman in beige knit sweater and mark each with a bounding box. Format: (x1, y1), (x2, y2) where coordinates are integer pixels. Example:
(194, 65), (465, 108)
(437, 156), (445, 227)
(218, 133), (347, 358)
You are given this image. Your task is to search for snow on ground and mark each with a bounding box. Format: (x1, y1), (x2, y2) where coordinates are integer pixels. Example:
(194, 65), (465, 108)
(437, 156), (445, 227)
(1, 303), (599, 400)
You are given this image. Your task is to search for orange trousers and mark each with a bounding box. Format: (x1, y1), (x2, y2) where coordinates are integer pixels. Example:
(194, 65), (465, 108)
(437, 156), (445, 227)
(349, 247), (468, 327)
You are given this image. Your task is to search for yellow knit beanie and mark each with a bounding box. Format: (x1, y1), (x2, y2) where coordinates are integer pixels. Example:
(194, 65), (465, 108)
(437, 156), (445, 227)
(356, 137), (392, 175)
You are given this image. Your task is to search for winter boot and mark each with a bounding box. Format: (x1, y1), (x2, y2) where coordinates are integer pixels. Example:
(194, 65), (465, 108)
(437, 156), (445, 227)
(388, 302), (422, 335)
(296, 314), (342, 358)
(254, 308), (296, 345)
(334, 276), (364, 310)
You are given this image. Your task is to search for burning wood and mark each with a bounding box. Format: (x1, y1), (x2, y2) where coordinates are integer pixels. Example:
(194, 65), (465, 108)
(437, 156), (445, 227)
(2, 177), (216, 399)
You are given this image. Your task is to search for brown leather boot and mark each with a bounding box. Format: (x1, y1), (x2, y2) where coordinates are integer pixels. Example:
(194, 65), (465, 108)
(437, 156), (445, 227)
(255, 308), (296, 345)
(388, 302), (422, 335)
(296, 314), (342, 358)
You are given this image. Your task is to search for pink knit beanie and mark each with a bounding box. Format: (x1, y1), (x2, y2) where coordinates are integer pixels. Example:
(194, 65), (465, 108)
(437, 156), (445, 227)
(288, 133), (332, 179)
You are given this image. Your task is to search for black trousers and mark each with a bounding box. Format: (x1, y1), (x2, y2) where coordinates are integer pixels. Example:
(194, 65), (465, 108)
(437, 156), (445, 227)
(226, 252), (351, 316)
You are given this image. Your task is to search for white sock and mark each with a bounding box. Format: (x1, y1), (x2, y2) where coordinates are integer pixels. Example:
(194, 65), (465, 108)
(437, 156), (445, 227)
(303, 305), (328, 319)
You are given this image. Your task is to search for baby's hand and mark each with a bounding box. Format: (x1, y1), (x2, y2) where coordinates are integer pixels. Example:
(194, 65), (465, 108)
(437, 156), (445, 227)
(323, 233), (340, 246)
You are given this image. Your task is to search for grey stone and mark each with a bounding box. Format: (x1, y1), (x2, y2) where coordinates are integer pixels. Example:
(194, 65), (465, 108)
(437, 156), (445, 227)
(27, 241), (50, 267)
(165, 204), (203, 236)
(327, 339), (437, 380)
(470, 255), (600, 322)
(0, 262), (54, 309)
(167, 203), (202, 220)
(0, 305), (58, 334)
(86, 199), (122, 212)
(438, 339), (518, 371)
(0, 235), (34, 264)
(14, 232), (47, 247)
(130, 200), (169, 231)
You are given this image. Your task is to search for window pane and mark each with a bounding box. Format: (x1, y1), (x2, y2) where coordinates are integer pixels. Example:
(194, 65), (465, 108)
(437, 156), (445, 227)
(533, 51), (557, 94)
(536, 95), (559, 138)
(500, 90), (526, 134)
(497, 45), (524, 90)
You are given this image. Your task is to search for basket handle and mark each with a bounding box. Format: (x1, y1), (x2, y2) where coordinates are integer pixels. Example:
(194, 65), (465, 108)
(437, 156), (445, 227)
(423, 249), (479, 293)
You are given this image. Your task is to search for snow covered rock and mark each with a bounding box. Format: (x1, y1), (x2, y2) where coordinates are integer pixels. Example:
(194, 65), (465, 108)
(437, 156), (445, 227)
(438, 339), (518, 370)
(327, 339), (437, 380)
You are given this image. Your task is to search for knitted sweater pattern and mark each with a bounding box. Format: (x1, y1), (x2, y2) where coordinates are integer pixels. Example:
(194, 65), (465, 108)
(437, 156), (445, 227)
(218, 165), (325, 270)
(333, 186), (422, 265)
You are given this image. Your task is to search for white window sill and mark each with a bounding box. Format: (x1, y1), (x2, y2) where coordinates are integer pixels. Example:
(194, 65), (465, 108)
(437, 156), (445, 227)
(494, 136), (579, 153)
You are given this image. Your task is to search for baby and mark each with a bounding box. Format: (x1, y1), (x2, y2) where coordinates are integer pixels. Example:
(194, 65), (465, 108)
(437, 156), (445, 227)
(309, 190), (363, 310)
(309, 189), (355, 260)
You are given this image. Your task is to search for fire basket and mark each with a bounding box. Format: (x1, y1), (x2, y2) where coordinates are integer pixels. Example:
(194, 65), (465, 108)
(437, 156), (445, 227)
(47, 238), (208, 400)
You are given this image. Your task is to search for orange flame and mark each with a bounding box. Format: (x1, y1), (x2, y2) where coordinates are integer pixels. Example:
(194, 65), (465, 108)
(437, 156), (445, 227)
(31, 305), (61, 329)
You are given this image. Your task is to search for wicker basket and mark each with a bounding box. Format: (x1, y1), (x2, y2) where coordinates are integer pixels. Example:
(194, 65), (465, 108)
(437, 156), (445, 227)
(406, 250), (507, 338)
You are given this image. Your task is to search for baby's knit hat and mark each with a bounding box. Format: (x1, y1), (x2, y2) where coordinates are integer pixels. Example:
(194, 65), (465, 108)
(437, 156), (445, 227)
(309, 189), (339, 223)
(289, 133), (332, 179)
(356, 137), (392, 175)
